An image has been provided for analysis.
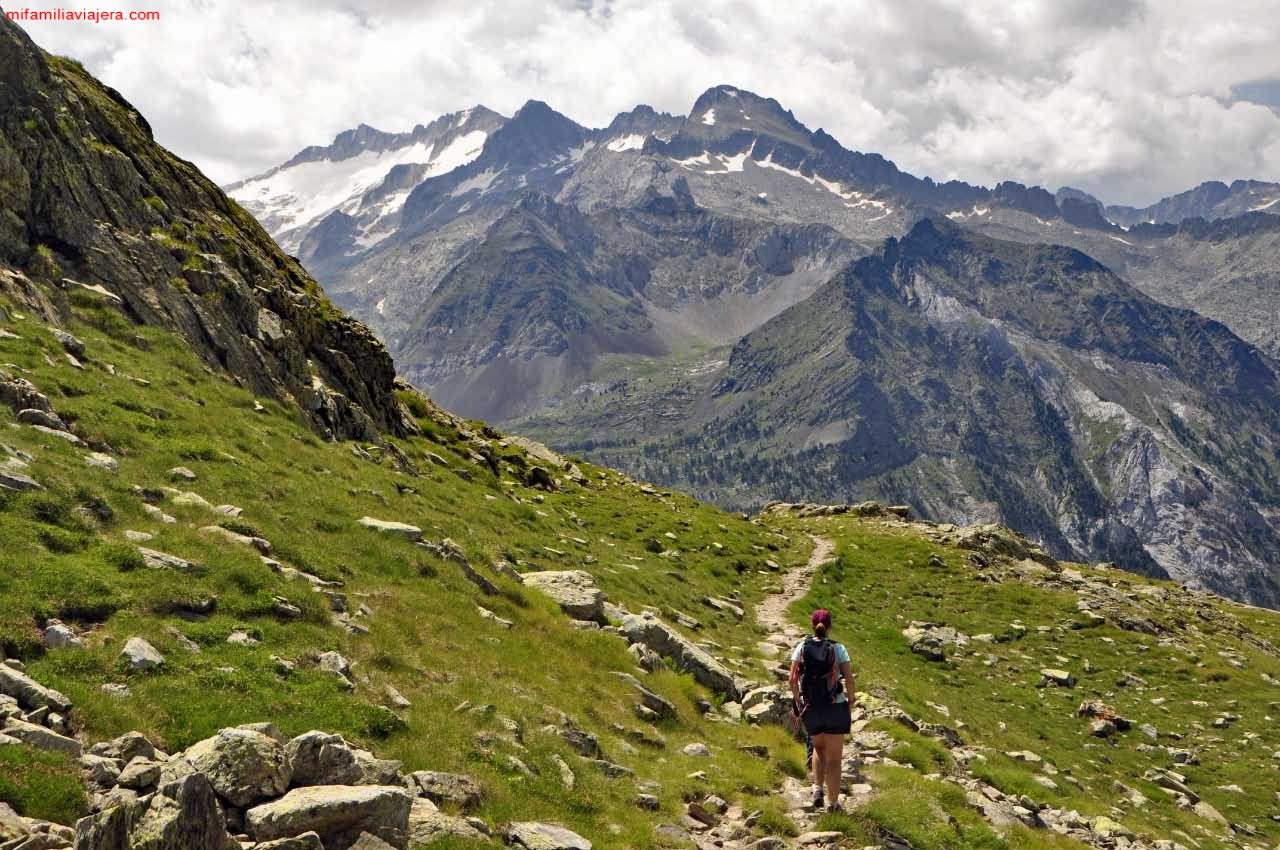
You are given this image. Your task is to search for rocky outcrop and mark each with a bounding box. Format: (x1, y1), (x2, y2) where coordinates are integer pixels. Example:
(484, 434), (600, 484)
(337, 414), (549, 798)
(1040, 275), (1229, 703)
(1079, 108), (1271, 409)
(244, 785), (412, 850)
(521, 571), (606, 623)
(75, 773), (228, 850)
(180, 727), (292, 807)
(621, 613), (740, 700)
(0, 14), (417, 442)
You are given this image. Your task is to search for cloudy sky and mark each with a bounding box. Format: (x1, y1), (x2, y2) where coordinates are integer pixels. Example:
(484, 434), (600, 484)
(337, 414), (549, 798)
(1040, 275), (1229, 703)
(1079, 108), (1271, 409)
(15, 0), (1280, 204)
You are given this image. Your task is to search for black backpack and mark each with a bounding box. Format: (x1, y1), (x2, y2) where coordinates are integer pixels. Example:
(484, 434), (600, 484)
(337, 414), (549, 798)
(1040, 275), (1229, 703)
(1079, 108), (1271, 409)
(799, 638), (840, 705)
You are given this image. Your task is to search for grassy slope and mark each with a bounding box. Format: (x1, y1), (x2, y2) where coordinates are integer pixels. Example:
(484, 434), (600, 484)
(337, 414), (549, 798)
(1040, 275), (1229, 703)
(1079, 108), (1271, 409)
(3, 291), (1278, 850)
(777, 514), (1280, 850)
(0, 289), (810, 846)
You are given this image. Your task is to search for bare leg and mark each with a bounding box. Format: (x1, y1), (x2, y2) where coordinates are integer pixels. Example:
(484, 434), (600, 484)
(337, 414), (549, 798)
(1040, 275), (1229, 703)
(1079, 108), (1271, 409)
(811, 733), (827, 795)
(825, 734), (844, 806)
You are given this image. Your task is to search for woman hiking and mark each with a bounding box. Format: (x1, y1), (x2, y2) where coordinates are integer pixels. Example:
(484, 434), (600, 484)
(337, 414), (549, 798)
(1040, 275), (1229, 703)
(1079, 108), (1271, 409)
(789, 608), (854, 811)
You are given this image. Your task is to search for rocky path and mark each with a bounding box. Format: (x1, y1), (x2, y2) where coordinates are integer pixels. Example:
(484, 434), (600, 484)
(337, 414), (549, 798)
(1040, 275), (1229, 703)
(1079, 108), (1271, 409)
(755, 534), (836, 638)
(683, 536), (864, 849)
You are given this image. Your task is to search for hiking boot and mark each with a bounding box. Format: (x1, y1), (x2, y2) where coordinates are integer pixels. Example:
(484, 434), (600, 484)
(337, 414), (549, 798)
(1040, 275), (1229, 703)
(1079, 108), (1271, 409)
(826, 801), (842, 813)
(811, 789), (825, 810)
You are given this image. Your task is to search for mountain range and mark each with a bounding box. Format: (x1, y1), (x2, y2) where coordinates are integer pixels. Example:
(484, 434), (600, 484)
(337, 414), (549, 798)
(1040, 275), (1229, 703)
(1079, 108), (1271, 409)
(226, 86), (1280, 609)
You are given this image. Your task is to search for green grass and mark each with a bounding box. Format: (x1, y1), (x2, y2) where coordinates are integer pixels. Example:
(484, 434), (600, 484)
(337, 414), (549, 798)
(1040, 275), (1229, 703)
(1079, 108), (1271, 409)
(3, 290), (1279, 849)
(0, 746), (88, 823)
(0, 295), (808, 845)
(778, 514), (1280, 850)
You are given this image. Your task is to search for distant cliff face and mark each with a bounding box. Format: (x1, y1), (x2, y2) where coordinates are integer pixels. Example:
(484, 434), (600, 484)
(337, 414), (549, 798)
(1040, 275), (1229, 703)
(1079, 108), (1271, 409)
(0, 14), (416, 440)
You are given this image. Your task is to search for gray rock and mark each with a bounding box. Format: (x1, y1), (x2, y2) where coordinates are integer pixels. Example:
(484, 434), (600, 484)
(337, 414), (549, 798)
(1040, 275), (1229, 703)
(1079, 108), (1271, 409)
(75, 773), (229, 850)
(89, 731), (156, 763)
(288, 731), (364, 787)
(121, 637), (164, 672)
(611, 672), (678, 720)
(168, 466), (197, 481)
(51, 329), (85, 357)
(83, 452), (119, 472)
(0, 468), (42, 492)
(522, 571), (606, 622)
(357, 517), (421, 540)
(407, 799), (487, 845)
(317, 652), (354, 689)
(406, 771), (482, 809)
(621, 614), (739, 700)
(1040, 668), (1076, 688)
(348, 833), (397, 850)
(245, 785), (412, 850)
(115, 757), (161, 791)
(507, 822), (592, 850)
(136, 548), (197, 571)
(182, 727), (292, 807)
(0, 661), (73, 712)
(16, 408), (67, 432)
(2, 718), (82, 756)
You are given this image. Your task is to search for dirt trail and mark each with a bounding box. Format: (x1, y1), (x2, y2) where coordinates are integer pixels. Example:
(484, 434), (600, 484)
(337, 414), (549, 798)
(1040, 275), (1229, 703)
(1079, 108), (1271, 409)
(755, 534), (836, 639)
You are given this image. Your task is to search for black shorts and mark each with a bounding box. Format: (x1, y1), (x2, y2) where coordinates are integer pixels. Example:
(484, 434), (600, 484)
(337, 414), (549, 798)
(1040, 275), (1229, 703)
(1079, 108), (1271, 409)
(802, 700), (852, 736)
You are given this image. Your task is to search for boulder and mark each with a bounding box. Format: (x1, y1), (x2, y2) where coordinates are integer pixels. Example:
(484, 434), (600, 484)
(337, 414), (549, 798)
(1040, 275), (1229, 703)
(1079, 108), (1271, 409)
(115, 757), (162, 791)
(75, 773), (229, 850)
(288, 731), (364, 787)
(2, 718), (82, 756)
(1039, 669), (1075, 688)
(407, 799), (487, 845)
(620, 614), (739, 700)
(348, 833), (397, 850)
(43, 620), (84, 649)
(0, 468), (42, 491)
(0, 662), (73, 712)
(245, 785), (412, 850)
(357, 518), (421, 541)
(182, 727), (292, 807)
(0, 802), (26, 843)
(507, 822), (592, 850)
(406, 771), (482, 809)
(89, 731), (156, 763)
(611, 672), (678, 720)
(521, 571), (605, 623)
(903, 623), (968, 662)
(136, 548), (198, 571)
(121, 637), (165, 672)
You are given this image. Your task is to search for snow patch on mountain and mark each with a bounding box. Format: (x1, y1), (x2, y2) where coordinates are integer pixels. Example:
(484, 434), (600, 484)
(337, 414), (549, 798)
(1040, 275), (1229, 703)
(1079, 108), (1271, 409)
(606, 134), (647, 152)
(229, 129), (489, 253)
(702, 108), (716, 125)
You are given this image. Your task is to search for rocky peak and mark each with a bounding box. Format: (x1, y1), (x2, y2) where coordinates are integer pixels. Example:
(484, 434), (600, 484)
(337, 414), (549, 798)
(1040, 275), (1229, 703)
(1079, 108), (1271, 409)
(482, 100), (589, 166)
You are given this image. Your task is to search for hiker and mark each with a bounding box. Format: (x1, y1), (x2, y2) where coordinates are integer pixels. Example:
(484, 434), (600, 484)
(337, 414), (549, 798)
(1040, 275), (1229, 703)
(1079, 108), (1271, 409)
(790, 608), (853, 811)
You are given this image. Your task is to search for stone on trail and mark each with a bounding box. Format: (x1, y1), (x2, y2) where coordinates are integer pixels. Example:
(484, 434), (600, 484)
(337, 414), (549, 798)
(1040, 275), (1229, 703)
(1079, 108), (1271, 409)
(357, 517), (422, 540)
(121, 636), (165, 671)
(348, 832), (397, 850)
(521, 570), (605, 622)
(507, 821), (592, 850)
(245, 785), (412, 850)
(182, 727), (292, 807)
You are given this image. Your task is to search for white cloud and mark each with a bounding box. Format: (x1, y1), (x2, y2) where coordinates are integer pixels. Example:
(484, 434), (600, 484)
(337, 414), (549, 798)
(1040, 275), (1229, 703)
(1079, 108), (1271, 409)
(12, 0), (1280, 204)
